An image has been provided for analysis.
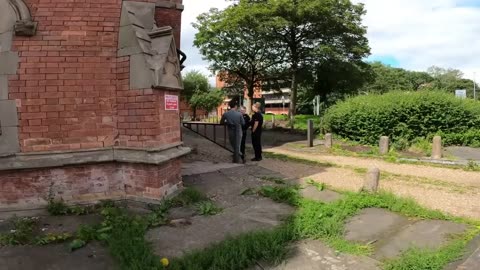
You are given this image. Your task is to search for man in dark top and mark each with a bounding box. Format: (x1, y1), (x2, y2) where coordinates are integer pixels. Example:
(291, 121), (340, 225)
(240, 106), (250, 163)
(220, 99), (244, 163)
(250, 102), (263, 161)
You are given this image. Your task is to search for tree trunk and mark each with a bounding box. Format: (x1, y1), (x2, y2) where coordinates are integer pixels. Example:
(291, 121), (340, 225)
(289, 70), (298, 129)
(246, 83), (255, 114)
(193, 107), (197, 121)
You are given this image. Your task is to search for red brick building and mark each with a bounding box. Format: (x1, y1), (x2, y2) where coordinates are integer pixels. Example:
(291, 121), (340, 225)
(0, 0), (189, 210)
(215, 74), (290, 116)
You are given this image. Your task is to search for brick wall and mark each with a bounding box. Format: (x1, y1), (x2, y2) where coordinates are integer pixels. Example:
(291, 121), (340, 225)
(7, 0), (182, 152)
(116, 56), (180, 148)
(0, 0), (186, 209)
(155, 0), (183, 47)
(0, 160), (181, 208)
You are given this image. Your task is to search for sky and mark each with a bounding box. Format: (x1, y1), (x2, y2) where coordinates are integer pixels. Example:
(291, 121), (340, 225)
(180, 0), (480, 85)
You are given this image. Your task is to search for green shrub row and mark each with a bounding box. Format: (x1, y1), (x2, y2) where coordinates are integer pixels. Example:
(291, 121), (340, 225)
(322, 91), (480, 147)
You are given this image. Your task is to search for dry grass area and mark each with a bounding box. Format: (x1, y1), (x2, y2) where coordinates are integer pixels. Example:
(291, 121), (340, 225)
(260, 148), (480, 219)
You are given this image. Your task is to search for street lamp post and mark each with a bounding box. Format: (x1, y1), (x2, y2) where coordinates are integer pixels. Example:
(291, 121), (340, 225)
(281, 96), (285, 113)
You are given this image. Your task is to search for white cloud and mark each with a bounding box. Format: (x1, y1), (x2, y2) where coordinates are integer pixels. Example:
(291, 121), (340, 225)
(357, 0), (480, 80)
(181, 0), (232, 86)
(180, 0), (480, 83)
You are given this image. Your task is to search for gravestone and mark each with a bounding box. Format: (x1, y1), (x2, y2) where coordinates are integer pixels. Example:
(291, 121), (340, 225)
(379, 136), (389, 155)
(362, 167), (380, 192)
(324, 133), (333, 148)
(432, 136), (442, 159)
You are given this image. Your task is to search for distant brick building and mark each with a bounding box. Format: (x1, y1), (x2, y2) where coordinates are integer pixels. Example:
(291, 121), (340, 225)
(216, 75), (290, 116)
(0, 0), (189, 210)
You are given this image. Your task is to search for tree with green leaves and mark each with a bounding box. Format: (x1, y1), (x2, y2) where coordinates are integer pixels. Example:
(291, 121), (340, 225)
(193, 2), (286, 113)
(425, 66), (477, 96)
(182, 70), (210, 119)
(190, 88), (225, 117)
(265, 0), (370, 120)
(360, 62), (434, 93)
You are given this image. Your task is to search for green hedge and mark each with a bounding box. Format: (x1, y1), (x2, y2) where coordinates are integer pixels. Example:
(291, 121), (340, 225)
(322, 91), (480, 147)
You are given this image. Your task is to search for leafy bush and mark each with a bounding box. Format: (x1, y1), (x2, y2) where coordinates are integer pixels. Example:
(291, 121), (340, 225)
(322, 91), (480, 146)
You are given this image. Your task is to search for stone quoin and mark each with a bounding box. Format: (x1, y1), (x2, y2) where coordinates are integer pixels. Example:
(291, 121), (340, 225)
(0, 0), (190, 211)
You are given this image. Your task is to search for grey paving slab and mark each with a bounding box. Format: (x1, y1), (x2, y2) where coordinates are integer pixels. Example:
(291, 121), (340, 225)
(456, 246), (480, 270)
(446, 146), (480, 162)
(181, 161), (243, 176)
(345, 208), (409, 244)
(0, 242), (116, 270)
(375, 220), (468, 259)
(301, 186), (343, 203)
(266, 240), (381, 270)
(147, 199), (293, 258)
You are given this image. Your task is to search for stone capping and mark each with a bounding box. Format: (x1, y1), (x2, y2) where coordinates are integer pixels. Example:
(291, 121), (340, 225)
(155, 1), (184, 10)
(0, 143), (191, 171)
(8, 0), (37, 36)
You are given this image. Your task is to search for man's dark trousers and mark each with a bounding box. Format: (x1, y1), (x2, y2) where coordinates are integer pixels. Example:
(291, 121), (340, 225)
(251, 131), (262, 160)
(240, 130), (247, 160)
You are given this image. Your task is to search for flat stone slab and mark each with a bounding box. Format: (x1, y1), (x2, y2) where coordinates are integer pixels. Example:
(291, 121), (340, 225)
(345, 208), (409, 244)
(147, 199), (293, 258)
(265, 240), (381, 270)
(301, 186), (343, 203)
(0, 215), (102, 235)
(446, 146), (480, 162)
(457, 246), (480, 270)
(0, 242), (116, 270)
(375, 220), (468, 259)
(181, 161), (243, 176)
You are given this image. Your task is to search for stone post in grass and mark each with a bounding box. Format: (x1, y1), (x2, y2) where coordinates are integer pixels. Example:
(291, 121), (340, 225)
(379, 136), (390, 155)
(307, 119), (314, 147)
(362, 167), (380, 193)
(324, 133), (333, 149)
(432, 136), (443, 159)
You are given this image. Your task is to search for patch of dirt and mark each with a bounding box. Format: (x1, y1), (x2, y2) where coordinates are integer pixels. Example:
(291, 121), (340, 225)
(260, 153), (480, 219)
(341, 144), (373, 153)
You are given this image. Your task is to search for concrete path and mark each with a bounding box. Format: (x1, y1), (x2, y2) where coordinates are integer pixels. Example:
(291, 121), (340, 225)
(345, 208), (468, 259)
(264, 240), (382, 270)
(0, 242), (116, 270)
(181, 160), (243, 176)
(147, 165), (294, 258)
(446, 146), (480, 162)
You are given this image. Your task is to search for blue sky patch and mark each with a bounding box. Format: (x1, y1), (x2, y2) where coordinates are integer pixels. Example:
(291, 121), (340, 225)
(366, 55), (401, 67)
(456, 0), (480, 7)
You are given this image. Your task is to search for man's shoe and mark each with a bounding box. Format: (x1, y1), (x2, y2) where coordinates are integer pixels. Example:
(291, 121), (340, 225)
(251, 158), (259, 162)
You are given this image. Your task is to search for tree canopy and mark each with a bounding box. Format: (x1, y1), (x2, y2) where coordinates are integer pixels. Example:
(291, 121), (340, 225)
(193, 0), (371, 118)
(361, 63), (478, 98)
(193, 2), (285, 107)
(182, 70), (224, 118)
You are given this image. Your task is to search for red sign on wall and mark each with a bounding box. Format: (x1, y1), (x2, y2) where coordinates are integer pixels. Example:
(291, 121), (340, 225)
(165, 94), (179, 111)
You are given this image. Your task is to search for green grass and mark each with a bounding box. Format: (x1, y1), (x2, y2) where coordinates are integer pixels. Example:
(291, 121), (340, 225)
(265, 114), (289, 122)
(259, 185), (301, 206)
(196, 201), (222, 216)
(261, 176), (287, 185)
(384, 227), (480, 270)
(169, 224), (295, 270)
(104, 210), (165, 270)
(170, 187), (209, 207)
(50, 186), (475, 270)
(306, 179), (325, 191)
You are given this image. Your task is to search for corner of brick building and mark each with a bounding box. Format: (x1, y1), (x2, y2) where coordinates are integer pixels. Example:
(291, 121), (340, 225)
(0, 0), (189, 211)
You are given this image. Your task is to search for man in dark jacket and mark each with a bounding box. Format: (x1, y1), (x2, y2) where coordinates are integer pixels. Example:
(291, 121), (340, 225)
(250, 102), (264, 161)
(240, 106), (250, 163)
